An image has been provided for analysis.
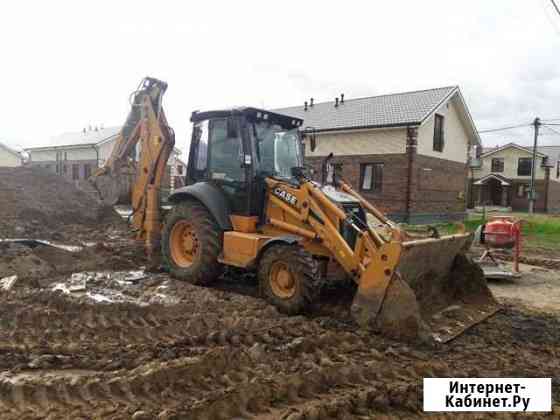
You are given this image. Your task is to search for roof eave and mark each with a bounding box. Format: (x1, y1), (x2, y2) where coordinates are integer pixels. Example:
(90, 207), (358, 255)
(481, 143), (547, 159)
(25, 143), (98, 152)
(305, 121), (421, 134)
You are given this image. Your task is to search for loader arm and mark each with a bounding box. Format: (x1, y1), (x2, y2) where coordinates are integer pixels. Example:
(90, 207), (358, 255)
(90, 77), (175, 261)
(263, 173), (496, 342)
(265, 177), (401, 306)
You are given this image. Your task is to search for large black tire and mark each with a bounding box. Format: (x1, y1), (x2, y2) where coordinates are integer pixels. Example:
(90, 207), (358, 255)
(162, 200), (223, 285)
(258, 245), (321, 315)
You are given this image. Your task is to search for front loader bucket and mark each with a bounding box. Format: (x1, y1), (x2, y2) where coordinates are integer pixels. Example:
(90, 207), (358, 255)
(351, 234), (499, 343)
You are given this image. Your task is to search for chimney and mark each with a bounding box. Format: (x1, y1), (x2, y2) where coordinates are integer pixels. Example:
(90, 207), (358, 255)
(340, 93), (344, 104)
(335, 97), (339, 107)
(304, 101), (308, 111)
(310, 98), (314, 107)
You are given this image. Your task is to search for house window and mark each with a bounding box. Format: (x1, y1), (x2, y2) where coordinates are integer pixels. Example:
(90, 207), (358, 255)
(516, 184), (528, 198)
(63, 164), (67, 175)
(433, 114), (444, 152)
(517, 158), (532, 176)
(72, 164), (80, 180)
(84, 164), (92, 179)
(491, 158), (504, 173)
(177, 164), (184, 175)
(360, 163), (383, 192)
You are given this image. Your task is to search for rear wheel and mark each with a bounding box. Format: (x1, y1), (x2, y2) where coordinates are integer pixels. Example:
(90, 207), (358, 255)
(258, 245), (321, 315)
(162, 200), (223, 285)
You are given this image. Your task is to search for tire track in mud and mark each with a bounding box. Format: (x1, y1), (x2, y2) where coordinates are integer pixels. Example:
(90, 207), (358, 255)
(2, 277), (560, 419)
(0, 288), (284, 350)
(0, 335), (417, 420)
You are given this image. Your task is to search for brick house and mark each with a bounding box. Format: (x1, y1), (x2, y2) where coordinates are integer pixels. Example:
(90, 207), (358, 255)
(274, 86), (480, 223)
(470, 143), (560, 212)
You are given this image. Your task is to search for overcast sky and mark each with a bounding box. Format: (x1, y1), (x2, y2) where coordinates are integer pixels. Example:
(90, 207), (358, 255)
(1, 0), (560, 155)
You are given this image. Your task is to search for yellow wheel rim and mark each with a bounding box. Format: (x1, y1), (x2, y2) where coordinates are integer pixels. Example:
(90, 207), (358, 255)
(269, 262), (296, 299)
(170, 220), (199, 268)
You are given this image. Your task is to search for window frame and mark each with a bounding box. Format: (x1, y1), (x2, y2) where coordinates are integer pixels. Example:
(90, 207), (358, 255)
(517, 157), (532, 176)
(491, 157), (504, 173)
(433, 114), (445, 152)
(359, 162), (384, 193)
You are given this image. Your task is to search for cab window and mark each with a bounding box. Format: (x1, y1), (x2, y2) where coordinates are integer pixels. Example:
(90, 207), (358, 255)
(209, 118), (244, 183)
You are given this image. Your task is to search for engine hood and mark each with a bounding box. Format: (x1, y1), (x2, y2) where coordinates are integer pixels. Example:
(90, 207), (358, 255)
(320, 185), (360, 205)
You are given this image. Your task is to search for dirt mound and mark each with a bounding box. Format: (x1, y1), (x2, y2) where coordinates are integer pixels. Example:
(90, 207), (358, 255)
(0, 167), (122, 239)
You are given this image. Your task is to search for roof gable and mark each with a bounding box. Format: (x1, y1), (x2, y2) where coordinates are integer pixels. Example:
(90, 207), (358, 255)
(473, 173), (511, 186)
(481, 143), (546, 158)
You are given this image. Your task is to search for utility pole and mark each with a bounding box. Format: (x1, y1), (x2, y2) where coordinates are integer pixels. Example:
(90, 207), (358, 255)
(528, 117), (541, 214)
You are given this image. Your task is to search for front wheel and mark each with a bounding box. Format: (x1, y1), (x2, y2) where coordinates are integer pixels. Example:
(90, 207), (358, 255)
(258, 245), (321, 315)
(161, 200), (223, 285)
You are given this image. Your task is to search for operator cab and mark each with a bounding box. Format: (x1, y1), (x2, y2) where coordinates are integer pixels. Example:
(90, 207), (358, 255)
(187, 107), (304, 220)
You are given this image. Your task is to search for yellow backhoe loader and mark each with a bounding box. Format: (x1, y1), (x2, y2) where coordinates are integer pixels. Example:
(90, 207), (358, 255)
(91, 77), (498, 343)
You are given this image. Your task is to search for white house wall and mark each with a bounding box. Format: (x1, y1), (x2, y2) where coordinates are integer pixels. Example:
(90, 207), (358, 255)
(417, 98), (470, 163)
(304, 128), (407, 158)
(97, 139), (116, 166)
(473, 147), (548, 180)
(29, 147), (98, 162)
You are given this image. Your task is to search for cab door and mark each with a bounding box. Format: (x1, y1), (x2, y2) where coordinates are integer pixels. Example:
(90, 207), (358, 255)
(187, 117), (251, 215)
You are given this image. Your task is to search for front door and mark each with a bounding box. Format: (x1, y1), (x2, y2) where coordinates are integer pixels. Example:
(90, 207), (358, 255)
(487, 178), (502, 206)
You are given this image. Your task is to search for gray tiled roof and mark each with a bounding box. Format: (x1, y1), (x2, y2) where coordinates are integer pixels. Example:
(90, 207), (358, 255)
(272, 86), (457, 131)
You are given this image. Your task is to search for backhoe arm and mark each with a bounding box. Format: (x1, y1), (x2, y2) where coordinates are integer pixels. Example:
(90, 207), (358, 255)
(90, 77), (175, 261)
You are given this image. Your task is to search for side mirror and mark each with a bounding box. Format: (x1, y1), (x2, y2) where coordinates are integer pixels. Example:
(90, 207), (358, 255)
(226, 117), (238, 138)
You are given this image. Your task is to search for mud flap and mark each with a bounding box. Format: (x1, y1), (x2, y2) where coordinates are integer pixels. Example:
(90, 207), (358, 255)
(351, 234), (499, 343)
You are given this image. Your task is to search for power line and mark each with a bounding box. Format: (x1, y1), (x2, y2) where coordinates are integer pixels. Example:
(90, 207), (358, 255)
(542, 0), (560, 35)
(477, 123), (531, 134)
(551, 0), (560, 17)
(543, 124), (560, 135)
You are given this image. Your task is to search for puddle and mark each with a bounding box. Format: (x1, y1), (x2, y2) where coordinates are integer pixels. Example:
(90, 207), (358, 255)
(0, 275), (17, 290)
(0, 238), (83, 252)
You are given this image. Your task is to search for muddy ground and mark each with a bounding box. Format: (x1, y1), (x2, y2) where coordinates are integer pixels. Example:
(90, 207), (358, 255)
(0, 227), (559, 419)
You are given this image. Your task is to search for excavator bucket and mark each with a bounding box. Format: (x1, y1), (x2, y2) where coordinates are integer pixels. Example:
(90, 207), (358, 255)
(351, 233), (499, 343)
(90, 169), (133, 206)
